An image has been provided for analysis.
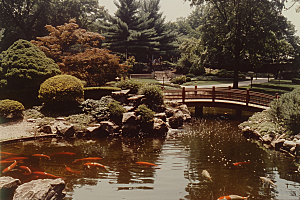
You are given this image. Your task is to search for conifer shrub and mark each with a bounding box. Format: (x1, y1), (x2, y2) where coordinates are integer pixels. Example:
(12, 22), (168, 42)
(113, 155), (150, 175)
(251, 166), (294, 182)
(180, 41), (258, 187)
(135, 104), (155, 124)
(0, 39), (61, 105)
(107, 100), (126, 123)
(115, 79), (142, 94)
(268, 88), (300, 134)
(138, 84), (164, 107)
(38, 75), (84, 107)
(0, 99), (25, 119)
(171, 76), (187, 85)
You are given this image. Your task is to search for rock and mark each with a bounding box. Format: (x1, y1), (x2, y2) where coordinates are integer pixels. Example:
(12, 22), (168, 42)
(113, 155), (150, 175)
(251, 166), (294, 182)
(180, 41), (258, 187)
(241, 127), (261, 140)
(55, 117), (65, 121)
(121, 124), (140, 136)
(39, 125), (53, 134)
(165, 107), (175, 118)
(168, 110), (184, 129)
(99, 121), (119, 136)
(27, 118), (37, 123)
(0, 176), (21, 200)
(152, 118), (169, 135)
(178, 105), (191, 116)
(262, 134), (274, 144)
(122, 112), (137, 124)
(85, 126), (101, 137)
(294, 133), (300, 140)
(271, 139), (285, 150)
(154, 113), (167, 122)
(123, 106), (135, 112)
(13, 178), (65, 200)
(282, 140), (297, 151)
(55, 122), (75, 137)
(127, 95), (145, 101)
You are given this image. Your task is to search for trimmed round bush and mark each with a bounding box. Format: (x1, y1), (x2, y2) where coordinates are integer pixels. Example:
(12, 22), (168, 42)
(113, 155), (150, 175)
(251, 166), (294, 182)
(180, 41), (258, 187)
(138, 84), (163, 107)
(107, 100), (126, 123)
(171, 76), (187, 85)
(38, 75), (84, 105)
(115, 79), (142, 94)
(0, 99), (25, 119)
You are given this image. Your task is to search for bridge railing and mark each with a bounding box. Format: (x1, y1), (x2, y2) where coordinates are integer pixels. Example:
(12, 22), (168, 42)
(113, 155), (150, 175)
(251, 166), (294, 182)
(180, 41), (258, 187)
(164, 86), (276, 107)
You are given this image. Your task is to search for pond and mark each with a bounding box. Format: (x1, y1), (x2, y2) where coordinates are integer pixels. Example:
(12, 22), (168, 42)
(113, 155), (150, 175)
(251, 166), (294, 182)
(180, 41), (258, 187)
(1, 118), (300, 200)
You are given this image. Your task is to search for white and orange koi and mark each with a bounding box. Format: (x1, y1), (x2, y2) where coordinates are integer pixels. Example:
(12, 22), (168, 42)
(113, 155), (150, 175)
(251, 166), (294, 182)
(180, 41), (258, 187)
(202, 169), (212, 182)
(19, 166), (32, 175)
(260, 176), (277, 187)
(218, 195), (250, 199)
(2, 160), (17, 173)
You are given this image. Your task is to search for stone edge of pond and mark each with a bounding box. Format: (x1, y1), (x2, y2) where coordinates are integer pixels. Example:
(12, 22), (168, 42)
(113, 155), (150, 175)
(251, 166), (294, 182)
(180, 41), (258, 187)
(0, 134), (58, 145)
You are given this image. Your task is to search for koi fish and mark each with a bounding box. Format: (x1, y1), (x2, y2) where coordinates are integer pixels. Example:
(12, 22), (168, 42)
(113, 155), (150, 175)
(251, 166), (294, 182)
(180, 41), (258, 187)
(33, 171), (62, 179)
(32, 154), (51, 159)
(260, 176), (277, 187)
(84, 162), (108, 170)
(50, 152), (76, 157)
(19, 166), (32, 175)
(3, 157), (29, 161)
(2, 160), (17, 173)
(0, 152), (17, 156)
(136, 162), (158, 167)
(218, 195), (250, 199)
(65, 166), (81, 174)
(202, 170), (213, 182)
(0, 160), (15, 164)
(72, 157), (102, 163)
(233, 161), (250, 166)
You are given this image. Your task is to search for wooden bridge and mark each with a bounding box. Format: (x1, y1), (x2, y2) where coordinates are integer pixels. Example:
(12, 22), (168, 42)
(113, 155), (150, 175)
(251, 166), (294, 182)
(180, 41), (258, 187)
(163, 86), (278, 117)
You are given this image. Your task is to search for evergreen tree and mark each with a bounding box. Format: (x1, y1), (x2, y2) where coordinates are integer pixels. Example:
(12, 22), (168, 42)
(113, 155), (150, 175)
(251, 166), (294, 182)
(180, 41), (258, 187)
(100, 0), (157, 60)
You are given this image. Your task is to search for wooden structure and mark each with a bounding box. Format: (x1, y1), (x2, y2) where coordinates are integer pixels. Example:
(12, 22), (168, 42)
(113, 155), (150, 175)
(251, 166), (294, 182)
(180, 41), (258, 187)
(164, 86), (278, 117)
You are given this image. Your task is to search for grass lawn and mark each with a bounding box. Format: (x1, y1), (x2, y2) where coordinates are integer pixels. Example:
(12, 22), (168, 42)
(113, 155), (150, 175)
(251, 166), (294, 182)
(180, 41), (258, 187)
(182, 80), (233, 86)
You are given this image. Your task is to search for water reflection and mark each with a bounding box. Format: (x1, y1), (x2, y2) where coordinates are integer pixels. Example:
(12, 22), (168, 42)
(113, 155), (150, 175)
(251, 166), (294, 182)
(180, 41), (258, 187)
(1, 119), (300, 200)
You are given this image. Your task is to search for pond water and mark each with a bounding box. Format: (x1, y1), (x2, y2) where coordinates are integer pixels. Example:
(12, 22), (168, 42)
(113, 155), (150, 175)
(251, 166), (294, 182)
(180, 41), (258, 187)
(1, 118), (300, 200)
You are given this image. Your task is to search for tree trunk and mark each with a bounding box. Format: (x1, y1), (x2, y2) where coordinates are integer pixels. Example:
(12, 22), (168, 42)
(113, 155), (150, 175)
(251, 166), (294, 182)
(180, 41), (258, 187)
(233, 57), (239, 89)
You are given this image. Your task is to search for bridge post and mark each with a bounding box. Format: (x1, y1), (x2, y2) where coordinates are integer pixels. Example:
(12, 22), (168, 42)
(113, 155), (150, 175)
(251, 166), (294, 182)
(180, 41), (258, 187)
(194, 85), (197, 96)
(228, 86), (231, 99)
(246, 89), (250, 107)
(182, 87), (185, 103)
(195, 106), (203, 118)
(212, 86), (215, 103)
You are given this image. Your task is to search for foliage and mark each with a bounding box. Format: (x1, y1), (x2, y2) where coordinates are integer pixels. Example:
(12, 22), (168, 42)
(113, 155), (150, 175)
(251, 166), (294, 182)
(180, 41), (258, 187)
(0, 39), (61, 105)
(184, 0), (297, 88)
(138, 84), (164, 107)
(38, 75), (84, 106)
(0, 99), (25, 119)
(216, 69), (246, 80)
(268, 88), (300, 134)
(189, 64), (205, 76)
(115, 79), (143, 94)
(107, 100), (126, 122)
(0, 0), (107, 51)
(171, 76), (187, 85)
(80, 96), (115, 121)
(135, 104), (155, 124)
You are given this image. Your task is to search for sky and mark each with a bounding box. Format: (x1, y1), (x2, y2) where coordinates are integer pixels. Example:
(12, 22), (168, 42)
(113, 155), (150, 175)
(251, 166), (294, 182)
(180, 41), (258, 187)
(99, 0), (300, 36)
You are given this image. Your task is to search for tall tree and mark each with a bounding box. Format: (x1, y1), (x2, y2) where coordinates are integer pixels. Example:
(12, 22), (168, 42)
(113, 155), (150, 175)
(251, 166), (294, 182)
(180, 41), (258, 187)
(99, 0), (157, 60)
(184, 0), (296, 88)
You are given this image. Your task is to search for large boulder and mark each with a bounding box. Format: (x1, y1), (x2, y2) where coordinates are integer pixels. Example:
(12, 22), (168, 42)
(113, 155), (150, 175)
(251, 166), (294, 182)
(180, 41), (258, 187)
(168, 110), (184, 129)
(121, 124), (140, 136)
(178, 105), (191, 121)
(55, 122), (75, 137)
(13, 178), (65, 200)
(154, 113), (167, 122)
(152, 118), (169, 135)
(0, 176), (21, 200)
(99, 121), (119, 136)
(122, 112), (137, 124)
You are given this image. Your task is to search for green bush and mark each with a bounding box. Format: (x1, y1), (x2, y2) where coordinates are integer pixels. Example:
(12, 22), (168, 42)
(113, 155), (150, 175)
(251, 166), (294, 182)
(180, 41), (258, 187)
(115, 79), (143, 94)
(38, 75), (84, 106)
(0, 39), (61, 105)
(107, 100), (126, 123)
(171, 76), (187, 85)
(0, 99), (25, 119)
(135, 104), (155, 124)
(189, 64), (205, 76)
(138, 84), (164, 107)
(268, 88), (300, 134)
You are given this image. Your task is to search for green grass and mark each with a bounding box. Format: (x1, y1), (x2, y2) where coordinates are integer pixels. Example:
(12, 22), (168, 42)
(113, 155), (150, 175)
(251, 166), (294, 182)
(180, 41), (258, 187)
(182, 80), (233, 86)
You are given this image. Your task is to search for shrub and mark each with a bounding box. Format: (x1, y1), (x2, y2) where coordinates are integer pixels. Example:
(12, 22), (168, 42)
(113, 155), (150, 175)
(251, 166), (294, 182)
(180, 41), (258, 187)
(189, 64), (205, 76)
(186, 77), (191, 82)
(0, 99), (25, 119)
(0, 39), (61, 105)
(135, 104), (155, 124)
(171, 76), (187, 85)
(38, 75), (84, 106)
(138, 84), (164, 107)
(115, 79), (143, 94)
(107, 100), (126, 123)
(268, 88), (300, 134)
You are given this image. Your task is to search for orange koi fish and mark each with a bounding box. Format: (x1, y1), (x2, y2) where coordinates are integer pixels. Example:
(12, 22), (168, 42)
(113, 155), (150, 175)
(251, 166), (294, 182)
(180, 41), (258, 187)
(136, 162), (158, 167)
(0, 160), (15, 164)
(33, 171), (62, 179)
(218, 195), (250, 200)
(0, 152), (17, 156)
(233, 161), (250, 166)
(2, 160), (17, 173)
(50, 152), (76, 157)
(65, 166), (81, 174)
(72, 157), (102, 163)
(19, 166), (32, 175)
(3, 157), (28, 161)
(32, 154), (51, 159)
